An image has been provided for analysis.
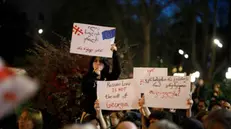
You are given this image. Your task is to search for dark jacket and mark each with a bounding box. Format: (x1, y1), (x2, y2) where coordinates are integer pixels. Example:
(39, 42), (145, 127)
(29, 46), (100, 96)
(0, 113), (18, 129)
(81, 51), (121, 114)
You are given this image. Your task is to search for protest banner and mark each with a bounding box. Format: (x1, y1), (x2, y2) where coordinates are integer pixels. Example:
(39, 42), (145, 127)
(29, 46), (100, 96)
(133, 68), (168, 92)
(97, 79), (139, 110)
(70, 23), (115, 57)
(143, 76), (191, 109)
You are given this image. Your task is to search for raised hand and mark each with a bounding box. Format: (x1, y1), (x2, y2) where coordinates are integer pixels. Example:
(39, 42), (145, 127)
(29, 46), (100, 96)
(110, 44), (117, 52)
(94, 99), (100, 111)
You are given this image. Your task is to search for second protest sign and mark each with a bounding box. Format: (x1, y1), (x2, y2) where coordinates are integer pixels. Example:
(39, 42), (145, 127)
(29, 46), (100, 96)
(97, 79), (139, 110)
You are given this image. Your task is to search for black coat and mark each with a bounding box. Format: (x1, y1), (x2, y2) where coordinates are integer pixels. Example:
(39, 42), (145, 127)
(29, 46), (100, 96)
(81, 51), (121, 114)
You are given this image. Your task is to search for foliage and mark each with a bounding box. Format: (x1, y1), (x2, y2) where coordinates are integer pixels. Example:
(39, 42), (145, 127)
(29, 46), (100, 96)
(24, 33), (131, 124)
(25, 34), (91, 124)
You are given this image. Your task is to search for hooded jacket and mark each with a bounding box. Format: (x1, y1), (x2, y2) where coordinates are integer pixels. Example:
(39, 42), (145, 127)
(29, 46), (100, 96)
(81, 51), (121, 114)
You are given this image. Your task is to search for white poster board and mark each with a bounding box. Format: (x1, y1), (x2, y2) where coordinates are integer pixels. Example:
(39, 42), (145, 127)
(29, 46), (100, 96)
(133, 67), (168, 91)
(70, 23), (115, 57)
(97, 79), (139, 110)
(143, 76), (191, 109)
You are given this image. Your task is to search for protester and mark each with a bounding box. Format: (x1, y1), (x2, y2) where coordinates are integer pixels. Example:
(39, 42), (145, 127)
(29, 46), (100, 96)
(204, 109), (231, 129)
(81, 44), (121, 115)
(18, 108), (43, 129)
(116, 121), (137, 129)
(148, 120), (180, 129)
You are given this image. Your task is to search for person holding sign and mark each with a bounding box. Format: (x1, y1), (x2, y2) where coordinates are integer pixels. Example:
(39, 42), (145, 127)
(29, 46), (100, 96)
(81, 44), (121, 116)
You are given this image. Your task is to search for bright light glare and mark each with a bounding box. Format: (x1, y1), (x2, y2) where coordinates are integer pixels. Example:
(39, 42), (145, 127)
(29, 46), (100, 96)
(191, 76), (196, 82)
(184, 54), (189, 59)
(194, 71), (200, 78)
(173, 73), (186, 77)
(178, 49), (184, 55)
(226, 72), (231, 79)
(38, 29), (43, 34)
(213, 39), (223, 48)
(228, 67), (231, 72)
(217, 42), (223, 48)
(214, 39), (220, 44)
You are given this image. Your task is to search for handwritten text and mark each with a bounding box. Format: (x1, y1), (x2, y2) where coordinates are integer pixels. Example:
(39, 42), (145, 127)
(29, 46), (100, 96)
(84, 26), (100, 43)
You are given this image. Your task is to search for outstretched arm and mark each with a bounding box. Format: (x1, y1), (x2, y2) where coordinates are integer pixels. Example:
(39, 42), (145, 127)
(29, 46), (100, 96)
(108, 44), (121, 80)
(109, 51), (121, 80)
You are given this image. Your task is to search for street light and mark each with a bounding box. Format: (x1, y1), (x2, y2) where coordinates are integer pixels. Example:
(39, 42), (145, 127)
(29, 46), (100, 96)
(213, 38), (223, 48)
(38, 29), (43, 34)
(178, 49), (184, 55)
(184, 54), (189, 59)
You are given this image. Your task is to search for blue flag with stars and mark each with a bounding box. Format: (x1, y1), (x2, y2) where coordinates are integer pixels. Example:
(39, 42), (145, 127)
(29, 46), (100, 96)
(102, 29), (116, 40)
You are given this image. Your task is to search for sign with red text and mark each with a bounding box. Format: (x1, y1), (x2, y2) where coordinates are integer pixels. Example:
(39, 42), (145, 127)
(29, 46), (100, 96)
(97, 79), (139, 110)
(70, 23), (115, 57)
(143, 76), (191, 109)
(133, 67), (167, 92)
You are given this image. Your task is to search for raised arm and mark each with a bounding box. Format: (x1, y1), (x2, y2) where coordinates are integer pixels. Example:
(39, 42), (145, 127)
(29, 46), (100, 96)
(108, 44), (121, 80)
(94, 100), (107, 129)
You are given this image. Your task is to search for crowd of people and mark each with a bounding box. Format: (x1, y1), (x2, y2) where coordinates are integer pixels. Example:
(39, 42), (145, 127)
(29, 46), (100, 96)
(0, 44), (231, 129)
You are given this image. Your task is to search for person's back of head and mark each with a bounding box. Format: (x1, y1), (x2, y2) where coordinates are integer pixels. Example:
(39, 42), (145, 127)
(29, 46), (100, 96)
(148, 120), (180, 129)
(63, 124), (95, 129)
(181, 118), (203, 129)
(205, 109), (231, 129)
(116, 121), (137, 129)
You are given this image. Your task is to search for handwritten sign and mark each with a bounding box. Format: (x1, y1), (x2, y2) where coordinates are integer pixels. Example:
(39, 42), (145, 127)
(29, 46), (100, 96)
(97, 79), (139, 110)
(70, 23), (115, 58)
(133, 67), (167, 90)
(143, 76), (191, 109)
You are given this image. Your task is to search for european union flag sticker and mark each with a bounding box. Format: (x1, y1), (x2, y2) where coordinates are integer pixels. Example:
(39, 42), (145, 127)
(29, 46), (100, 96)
(102, 29), (116, 40)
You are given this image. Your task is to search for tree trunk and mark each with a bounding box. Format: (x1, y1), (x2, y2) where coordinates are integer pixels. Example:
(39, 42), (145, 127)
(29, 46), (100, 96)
(208, 0), (218, 80)
(143, 22), (151, 66)
(202, 0), (209, 70)
(124, 38), (134, 71)
(228, 1), (231, 64)
(191, 1), (202, 74)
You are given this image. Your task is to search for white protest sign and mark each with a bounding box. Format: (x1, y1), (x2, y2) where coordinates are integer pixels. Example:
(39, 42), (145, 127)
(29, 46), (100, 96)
(97, 79), (139, 110)
(143, 76), (191, 109)
(133, 67), (167, 91)
(70, 23), (115, 58)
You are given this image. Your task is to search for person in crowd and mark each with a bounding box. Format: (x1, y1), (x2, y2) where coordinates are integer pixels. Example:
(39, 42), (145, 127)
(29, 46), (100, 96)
(81, 114), (100, 129)
(94, 99), (124, 129)
(196, 99), (207, 114)
(195, 110), (208, 123)
(138, 95), (193, 128)
(63, 123), (96, 129)
(120, 111), (141, 128)
(208, 101), (222, 111)
(204, 109), (231, 129)
(148, 120), (180, 129)
(18, 108), (43, 129)
(148, 110), (171, 124)
(181, 118), (204, 129)
(209, 83), (224, 102)
(222, 101), (230, 110)
(81, 44), (121, 116)
(116, 121), (137, 129)
(108, 112), (125, 128)
(0, 112), (18, 129)
(192, 79), (207, 114)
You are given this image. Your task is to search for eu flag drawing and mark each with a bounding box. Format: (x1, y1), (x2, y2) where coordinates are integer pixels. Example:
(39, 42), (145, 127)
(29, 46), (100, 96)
(102, 29), (116, 40)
